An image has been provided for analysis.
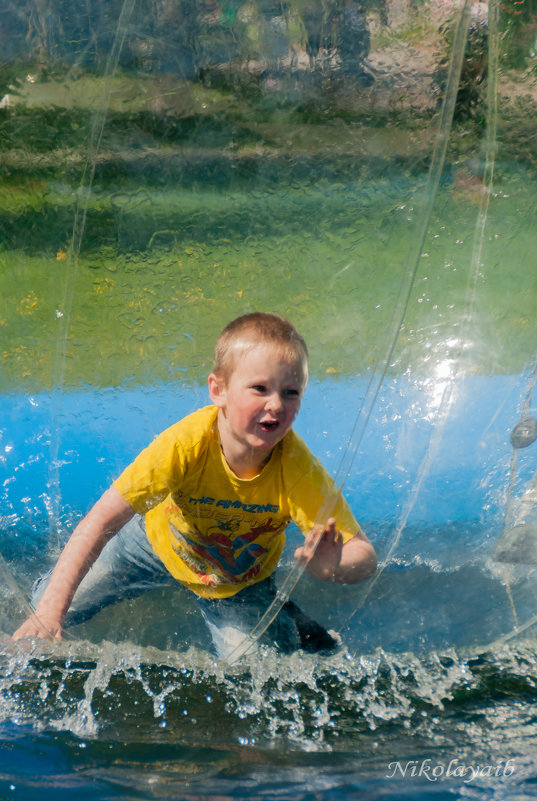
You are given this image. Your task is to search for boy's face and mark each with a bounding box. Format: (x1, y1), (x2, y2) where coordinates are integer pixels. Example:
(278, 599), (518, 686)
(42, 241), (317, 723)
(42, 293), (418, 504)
(209, 342), (306, 466)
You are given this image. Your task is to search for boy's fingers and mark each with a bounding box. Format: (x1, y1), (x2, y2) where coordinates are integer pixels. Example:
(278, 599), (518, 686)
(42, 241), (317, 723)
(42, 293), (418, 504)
(295, 524), (322, 563)
(296, 519), (342, 564)
(323, 518), (340, 541)
(13, 614), (63, 642)
(306, 523), (323, 548)
(322, 519), (342, 543)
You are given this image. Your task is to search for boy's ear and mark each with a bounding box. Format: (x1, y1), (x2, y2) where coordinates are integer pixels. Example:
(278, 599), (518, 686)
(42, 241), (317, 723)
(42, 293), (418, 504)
(208, 372), (226, 407)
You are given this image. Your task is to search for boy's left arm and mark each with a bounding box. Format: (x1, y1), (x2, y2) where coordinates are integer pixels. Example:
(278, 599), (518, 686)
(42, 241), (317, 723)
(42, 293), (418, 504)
(294, 518), (377, 584)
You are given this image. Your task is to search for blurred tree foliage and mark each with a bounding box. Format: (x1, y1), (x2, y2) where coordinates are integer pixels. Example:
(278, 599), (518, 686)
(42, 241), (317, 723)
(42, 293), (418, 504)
(500, 0), (537, 68)
(0, 0), (374, 83)
(449, 2), (488, 122)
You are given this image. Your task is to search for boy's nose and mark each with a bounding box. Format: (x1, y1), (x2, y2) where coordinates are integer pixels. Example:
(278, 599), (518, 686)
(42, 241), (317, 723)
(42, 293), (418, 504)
(266, 392), (283, 413)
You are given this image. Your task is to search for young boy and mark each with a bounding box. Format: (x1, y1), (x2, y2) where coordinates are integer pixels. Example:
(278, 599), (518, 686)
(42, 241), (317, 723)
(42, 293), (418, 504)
(13, 313), (376, 658)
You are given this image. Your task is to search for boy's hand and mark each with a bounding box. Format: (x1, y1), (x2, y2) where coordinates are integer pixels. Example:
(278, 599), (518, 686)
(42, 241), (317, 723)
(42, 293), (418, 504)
(13, 613), (63, 642)
(294, 518), (343, 582)
(295, 519), (377, 584)
(11, 487), (134, 645)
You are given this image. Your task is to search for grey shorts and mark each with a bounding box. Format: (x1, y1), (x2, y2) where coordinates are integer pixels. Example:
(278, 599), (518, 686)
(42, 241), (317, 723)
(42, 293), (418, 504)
(32, 516), (337, 659)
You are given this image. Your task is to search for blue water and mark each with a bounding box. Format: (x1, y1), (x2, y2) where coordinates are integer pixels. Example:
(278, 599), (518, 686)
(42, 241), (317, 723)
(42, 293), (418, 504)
(2, 374), (531, 530)
(2, 374), (537, 799)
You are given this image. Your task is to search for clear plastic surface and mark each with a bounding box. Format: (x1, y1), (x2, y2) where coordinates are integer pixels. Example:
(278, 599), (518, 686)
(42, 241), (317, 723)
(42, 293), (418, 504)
(1, 0), (537, 666)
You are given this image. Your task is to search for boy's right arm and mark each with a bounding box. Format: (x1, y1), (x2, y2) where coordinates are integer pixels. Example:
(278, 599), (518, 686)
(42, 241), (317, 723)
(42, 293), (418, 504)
(12, 486), (135, 641)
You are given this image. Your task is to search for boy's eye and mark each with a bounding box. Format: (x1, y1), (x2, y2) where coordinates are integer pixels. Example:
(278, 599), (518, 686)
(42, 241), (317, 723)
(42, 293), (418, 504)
(283, 388), (300, 398)
(252, 385), (267, 392)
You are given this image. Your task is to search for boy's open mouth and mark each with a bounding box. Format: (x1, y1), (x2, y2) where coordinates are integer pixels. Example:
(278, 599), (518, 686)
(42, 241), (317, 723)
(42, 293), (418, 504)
(260, 420), (279, 432)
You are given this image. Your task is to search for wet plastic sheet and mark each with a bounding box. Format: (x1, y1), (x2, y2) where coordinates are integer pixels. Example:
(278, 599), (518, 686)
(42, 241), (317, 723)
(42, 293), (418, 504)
(1, 0), (537, 664)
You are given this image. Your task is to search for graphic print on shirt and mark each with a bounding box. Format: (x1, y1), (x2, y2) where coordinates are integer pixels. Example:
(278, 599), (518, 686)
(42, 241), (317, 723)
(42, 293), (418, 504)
(168, 510), (284, 587)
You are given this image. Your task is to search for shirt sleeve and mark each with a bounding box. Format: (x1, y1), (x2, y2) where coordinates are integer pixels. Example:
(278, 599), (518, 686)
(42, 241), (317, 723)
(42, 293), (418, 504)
(282, 431), (360, 542)
(113, 422), (187, 514)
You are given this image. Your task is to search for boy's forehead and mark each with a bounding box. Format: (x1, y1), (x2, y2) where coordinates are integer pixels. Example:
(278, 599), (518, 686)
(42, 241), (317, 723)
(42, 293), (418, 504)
(231, 340), (307, 379)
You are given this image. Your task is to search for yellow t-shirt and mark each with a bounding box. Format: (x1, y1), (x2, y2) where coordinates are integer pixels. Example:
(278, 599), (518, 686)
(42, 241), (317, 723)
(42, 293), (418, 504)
(113, 405), (359, 599)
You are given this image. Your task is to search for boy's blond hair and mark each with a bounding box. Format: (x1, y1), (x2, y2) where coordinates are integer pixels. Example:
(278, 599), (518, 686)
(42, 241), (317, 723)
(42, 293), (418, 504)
(214, 312), (308, 383)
